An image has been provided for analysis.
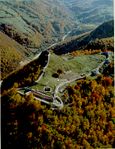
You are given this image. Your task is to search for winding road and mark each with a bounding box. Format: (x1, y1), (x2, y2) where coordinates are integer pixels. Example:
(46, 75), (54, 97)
(19, 51), (112, 109)
(0, 26), (113, 109)
(1, 50), (113, 109)
(54, 51), (113, 100)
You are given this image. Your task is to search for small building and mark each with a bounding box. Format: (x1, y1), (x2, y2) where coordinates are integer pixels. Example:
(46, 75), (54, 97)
(44, 86), (52, 92)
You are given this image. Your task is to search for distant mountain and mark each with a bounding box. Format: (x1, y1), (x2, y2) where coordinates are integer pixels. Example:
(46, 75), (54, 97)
(0, 0), (75, 50)
(62, 0), (113, 25)
(53, 20), (114, 54)
(90, 20), (114, 39)
(0, 0), (113, 51)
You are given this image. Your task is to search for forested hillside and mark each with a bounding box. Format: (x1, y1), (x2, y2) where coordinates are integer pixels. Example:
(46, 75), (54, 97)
(2, 61), (114, 148)
(1, 1), (114, 148)
(0, 31), (30, 79)
(1, 51), (49, 94)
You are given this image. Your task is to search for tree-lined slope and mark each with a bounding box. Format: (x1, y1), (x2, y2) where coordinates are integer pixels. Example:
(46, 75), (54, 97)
(1, 62), (114, 148)
(0, 31), (30, 79)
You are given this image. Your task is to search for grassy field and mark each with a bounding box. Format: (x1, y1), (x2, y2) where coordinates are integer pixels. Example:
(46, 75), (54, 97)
(31, 52), (105, 92)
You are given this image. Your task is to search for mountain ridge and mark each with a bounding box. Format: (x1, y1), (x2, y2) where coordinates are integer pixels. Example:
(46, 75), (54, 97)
(0, 0), (113, 50)
(52, 20), (114, 54)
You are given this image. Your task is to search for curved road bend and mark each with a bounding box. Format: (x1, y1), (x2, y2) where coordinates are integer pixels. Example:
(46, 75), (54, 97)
(54, 51), (113, 98)
(17, 52), (112, 109)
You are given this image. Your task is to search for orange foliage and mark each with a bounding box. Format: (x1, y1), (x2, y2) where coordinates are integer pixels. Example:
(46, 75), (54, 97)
(102, 77), (113, 87)
(71, 49), (102, 56)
